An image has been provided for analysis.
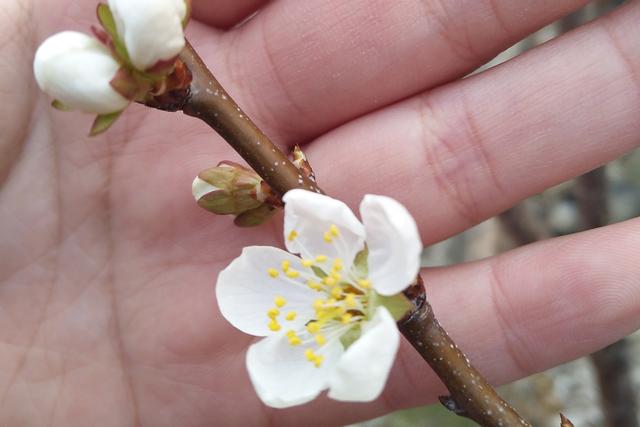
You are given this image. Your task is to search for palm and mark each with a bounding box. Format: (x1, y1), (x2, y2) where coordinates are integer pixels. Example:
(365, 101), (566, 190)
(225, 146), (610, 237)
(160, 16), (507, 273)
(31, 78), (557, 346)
(2, 0), (640, 425)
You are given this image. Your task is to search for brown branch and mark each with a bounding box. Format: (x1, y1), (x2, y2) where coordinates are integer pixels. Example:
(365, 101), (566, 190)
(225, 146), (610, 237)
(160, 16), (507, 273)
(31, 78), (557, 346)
(148, 39), (533, 427)
(400, 278), (531, 426)
(178, 40), (319, 198)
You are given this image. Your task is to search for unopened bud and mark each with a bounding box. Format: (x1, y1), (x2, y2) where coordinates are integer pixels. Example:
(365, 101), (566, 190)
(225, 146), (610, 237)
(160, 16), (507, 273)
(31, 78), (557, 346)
(33, 31), (128, 115)
(108, 0), (188, 72)
(192, 162), (274, 218)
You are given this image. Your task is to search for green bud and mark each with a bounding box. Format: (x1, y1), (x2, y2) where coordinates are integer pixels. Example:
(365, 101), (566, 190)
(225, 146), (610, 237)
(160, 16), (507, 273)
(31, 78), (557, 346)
(193, 161), (270, 217)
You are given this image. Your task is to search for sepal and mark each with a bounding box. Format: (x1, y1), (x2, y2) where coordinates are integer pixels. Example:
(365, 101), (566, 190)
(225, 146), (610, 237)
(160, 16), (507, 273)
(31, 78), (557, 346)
(90, 110), (123, 136)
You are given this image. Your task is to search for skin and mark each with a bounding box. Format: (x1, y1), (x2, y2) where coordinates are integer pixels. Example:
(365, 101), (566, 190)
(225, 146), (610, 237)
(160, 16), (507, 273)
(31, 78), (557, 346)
(1, 0), (639, 425)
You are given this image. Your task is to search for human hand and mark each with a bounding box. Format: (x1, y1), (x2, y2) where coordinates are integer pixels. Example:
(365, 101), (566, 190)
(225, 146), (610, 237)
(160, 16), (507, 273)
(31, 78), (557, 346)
(1, 0), (639, 425)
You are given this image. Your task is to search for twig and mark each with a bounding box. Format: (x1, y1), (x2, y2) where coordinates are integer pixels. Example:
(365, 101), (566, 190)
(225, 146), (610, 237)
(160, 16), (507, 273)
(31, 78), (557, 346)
(400, 278), (531, 426)
(147, 39), (533, 427)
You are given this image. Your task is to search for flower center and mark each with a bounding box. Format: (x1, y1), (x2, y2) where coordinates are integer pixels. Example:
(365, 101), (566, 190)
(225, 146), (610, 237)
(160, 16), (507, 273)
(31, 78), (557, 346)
(264, 224), (372, 367)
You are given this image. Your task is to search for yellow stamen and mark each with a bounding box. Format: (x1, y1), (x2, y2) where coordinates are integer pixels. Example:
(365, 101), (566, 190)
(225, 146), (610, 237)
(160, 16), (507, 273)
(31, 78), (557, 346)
(286, 269), (300, 279)
(274, 296), (287, 308)
(305, 348), (316, 361)
(286, 330), (296, 338)
(313, 299), (325, 311)
(313, 355), (324, 368)
(316, 255), (328, 263)
(357, 279), (371, 289)
(268, 320), (281, 331)
(341, 313), (353, 324)
(285, 311), (297, 321)
(333, 258), (343, 271)
(287, 230), (298, 241)
(331, 272), (342, 281)
(301, 259), (314, 268)
(315, 334), (326, 346)
(267, 268), (279, 278)
(323, 276), (336, 287)
(306, 322), (321, 334)
(330, 224), (340, 237)
(288, 336), (302, 346)
(345, 294), (357, 308)
(323, 232), (333, 243)
(267, 308), (279, 318)
(308, 280), (322, 291)
(330, 286), (342, 299)
(281, 260), (290, 272)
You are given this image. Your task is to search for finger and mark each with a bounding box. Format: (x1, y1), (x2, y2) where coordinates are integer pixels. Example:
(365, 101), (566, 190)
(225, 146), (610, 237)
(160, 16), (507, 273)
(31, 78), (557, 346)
(0, 1), (36, 182)
(307, 0), (640, 244)
(191, 0), (269, 29)
(385, 217), (640, 415)
(206, 0), (590, 143)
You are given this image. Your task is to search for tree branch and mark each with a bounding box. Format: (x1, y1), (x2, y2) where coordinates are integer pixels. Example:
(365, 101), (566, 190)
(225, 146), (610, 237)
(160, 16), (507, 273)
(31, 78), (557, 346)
(400, 277), (531, 426)
(148, 39), (533, 427)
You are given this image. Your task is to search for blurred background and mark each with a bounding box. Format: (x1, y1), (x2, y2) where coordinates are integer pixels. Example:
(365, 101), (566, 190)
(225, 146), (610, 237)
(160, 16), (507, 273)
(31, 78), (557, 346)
(353, 1), (639, 426)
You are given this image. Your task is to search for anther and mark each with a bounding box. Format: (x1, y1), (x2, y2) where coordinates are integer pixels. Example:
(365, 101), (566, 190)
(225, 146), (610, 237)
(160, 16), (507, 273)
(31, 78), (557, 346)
(315, 255), (328, 263)
(357, 279), (371, 289)
(301, 259), (314, 268)
(329, 224), (340, 237)
(286, 269), (300, 279)
(306, 322), (321, 334)
(345, 294), (357, 308)
(330, 287), (342, 299)
(287, 230), (298, 241)
(274, 296), (287, 308)
(315, 334), (326, 346)
(267, 268), (279, 278)
(281, 260), (290, 272)
(323, 276), (336, 286)
(268, 320), (281, 331)
(267, 308), (279, 318)
(323, 232), (333, 243)
(285, 311), (297, 321)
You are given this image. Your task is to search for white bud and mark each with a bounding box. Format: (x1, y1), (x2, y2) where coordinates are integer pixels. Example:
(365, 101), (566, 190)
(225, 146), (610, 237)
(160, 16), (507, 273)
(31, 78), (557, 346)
(108, 0), (187, 71)
(33, 31), (129, 114)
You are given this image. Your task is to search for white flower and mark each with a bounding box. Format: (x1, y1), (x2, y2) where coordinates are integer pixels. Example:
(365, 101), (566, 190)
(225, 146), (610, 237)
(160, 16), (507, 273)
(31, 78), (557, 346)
(108, 0), (188, 71)
(216, 189), (423, 408)
(33, 31), (129, 115)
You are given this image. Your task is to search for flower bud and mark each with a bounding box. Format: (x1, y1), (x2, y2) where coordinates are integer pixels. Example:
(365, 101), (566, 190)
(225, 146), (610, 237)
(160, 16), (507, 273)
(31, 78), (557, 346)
(192, 162), (269, 216)
(108, 0), (188, 72)
(33, 31), (128, 114)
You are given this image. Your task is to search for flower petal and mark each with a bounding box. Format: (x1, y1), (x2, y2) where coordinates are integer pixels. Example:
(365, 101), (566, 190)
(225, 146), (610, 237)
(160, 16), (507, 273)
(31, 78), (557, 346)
(108, 0), (186, 71)
(360, 195), (422, 296)
(33, 31), (128, 114)
(283, 189), (365, 265)
(327, 307), (400, 402)
(216, 246), (319, 336)
(247, 335), (343, 408)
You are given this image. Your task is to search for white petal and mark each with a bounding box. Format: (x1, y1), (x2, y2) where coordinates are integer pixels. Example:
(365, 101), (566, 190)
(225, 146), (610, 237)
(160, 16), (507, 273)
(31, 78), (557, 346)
(192, 177), (219, 201)
(283, 189), (365, 265)
(109, 0), (186, 71)
(327, 307), (400, 402)
(33, 31), (128, 114)
(360, 195), (422, 296)
(216, 246), (319, 336)
(247, 335), (343, 408)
